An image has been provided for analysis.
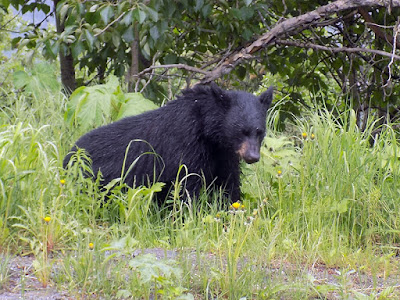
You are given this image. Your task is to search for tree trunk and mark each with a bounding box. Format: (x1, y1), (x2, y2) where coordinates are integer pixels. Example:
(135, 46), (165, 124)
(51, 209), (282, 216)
(127, 23), (139, 92)
(53, 0), (76, 93)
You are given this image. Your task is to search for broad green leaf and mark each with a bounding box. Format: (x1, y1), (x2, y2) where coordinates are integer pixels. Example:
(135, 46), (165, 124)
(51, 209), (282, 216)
(65, 76), (156, 129)
(71, 41), (84, 58)
(145, 6), (158, 22)
(142, 42), (150, 58)
(201, 4), (211, 17)
(112, 33), (121, 48)
(100, 5), (113, 24)
(138, 9), (147, 23)
(128, 254), (182, 284)
(65, 86), (86, 125)
(163, 53), (178, 64)
(66, 77), (118, 129)
(63, 25), (77, 35)
(58, 3), (69, 23)
(76, 89), (111, 129)
(76, 2), (85, 16)
(242, 28), (253, 40)
(195, 0), (203, 12)
(121, 10), (133, 26)
(84, 29), (95, 51)
(18, 38), (30, 48)
(39, 3), (50, 14)
(21, 4), (31, 14)
(0, 0), (10, 10)
(239, 6), (254, 20)
(11, 36), (21, 48)
(122, 25), (134, 43)
(13, 71), (30, 89)
(149, 25), (159, 41)
(105, 75), (120, 90)
(89, 4), (99, 12)
(12, 63), (61, 97)
(117, 93), (158, 120)
(49, 41), (60, 57)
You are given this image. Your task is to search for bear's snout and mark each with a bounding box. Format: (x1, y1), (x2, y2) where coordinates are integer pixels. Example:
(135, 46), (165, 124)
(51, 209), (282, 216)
(236, 140), (260, 164)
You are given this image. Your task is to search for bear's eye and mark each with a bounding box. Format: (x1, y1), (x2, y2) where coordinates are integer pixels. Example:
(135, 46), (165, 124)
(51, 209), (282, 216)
(256, 128), (264, 136)
(242, 129), (250, 136)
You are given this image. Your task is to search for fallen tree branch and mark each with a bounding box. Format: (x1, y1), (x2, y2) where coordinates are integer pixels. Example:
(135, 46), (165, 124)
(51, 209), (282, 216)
(134, 63), (210, 78)
(201, 0), (400, 83)
(275, 39), (400, 60)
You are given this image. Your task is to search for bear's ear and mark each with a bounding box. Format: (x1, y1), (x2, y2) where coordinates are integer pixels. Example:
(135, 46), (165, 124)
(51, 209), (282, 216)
(210, 82), (230, 108)
(259, 86), (274, 109)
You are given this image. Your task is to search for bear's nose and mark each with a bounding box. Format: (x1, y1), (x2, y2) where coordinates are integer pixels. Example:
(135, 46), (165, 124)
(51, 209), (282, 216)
(236, 140), (261, 164)
(244, 151), (260, 164)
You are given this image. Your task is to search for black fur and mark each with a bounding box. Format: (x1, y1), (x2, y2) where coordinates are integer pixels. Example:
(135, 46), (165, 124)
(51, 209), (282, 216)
(63, 84), (274, 202)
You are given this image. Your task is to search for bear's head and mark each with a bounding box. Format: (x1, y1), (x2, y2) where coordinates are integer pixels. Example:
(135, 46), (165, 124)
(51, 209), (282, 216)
(210, 84), (274, 164)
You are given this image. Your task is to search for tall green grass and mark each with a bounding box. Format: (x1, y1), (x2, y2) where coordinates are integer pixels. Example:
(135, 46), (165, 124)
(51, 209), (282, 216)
(1, 86), (400, 298)
(245, 107), (400, 262)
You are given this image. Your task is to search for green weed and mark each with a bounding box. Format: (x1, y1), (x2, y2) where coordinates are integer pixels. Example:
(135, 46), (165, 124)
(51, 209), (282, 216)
(0, 252), (11, 290)
(1, 75), (400, 298)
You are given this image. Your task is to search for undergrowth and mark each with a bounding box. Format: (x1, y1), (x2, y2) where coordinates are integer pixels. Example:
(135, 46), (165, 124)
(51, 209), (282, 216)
(1, 86), (400, 299)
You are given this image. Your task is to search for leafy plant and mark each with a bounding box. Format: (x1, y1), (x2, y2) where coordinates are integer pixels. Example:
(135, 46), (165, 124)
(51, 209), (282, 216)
(119, 253), (193, 300)
(13, 62), (61, 98)
(65, 75), (158, 130)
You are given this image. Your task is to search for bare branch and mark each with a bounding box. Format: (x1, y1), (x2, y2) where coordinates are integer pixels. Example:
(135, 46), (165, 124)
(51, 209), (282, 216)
(134, 64), (210, 78)
(201, 0), (400, 83)
(358, 7), (400, 49)
(383, 20), (400, 87)
(94, 11), (126, 37)
(275, 39), (400, 60)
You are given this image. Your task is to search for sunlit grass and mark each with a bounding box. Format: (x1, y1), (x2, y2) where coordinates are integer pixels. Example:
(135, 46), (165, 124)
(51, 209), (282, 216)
(1, 87), (400, 298)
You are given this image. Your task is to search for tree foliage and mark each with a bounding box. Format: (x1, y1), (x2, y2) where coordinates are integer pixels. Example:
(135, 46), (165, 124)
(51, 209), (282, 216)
(2, 0), (400, 126)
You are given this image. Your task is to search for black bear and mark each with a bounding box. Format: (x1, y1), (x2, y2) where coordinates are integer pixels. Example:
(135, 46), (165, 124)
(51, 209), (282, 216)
(63, 84), (274, 202)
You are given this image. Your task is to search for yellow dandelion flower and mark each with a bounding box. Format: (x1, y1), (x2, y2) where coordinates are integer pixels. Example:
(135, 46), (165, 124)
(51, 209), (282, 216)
(241, 204), (245, 209)
(311, 133), (315, 140)
(231, 202), (241, 210)
(60, 179), (66, 185)
(89, 242), (94, 250)
(277, 170), (282, 176)
(43, 216), (51, 223)
(302, 132), (307, 139)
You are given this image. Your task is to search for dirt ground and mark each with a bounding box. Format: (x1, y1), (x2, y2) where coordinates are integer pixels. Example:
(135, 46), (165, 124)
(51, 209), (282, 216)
(1, 249), (399, 299)
(0, 255), (69, 300)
